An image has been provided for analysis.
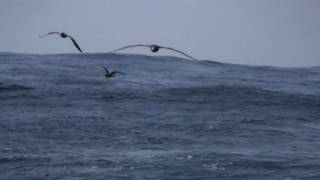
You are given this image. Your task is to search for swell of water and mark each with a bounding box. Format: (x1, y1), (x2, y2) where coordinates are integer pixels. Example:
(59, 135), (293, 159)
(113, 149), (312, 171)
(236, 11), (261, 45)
(0, 52), (320, 179)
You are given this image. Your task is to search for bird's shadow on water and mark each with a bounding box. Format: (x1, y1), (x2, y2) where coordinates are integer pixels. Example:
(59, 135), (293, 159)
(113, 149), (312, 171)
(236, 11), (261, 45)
(0, 82), (34, 92)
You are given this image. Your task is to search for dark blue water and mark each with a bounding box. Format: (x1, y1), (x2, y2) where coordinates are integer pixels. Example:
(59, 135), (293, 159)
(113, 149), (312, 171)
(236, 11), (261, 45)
(0, 52), (320, 179)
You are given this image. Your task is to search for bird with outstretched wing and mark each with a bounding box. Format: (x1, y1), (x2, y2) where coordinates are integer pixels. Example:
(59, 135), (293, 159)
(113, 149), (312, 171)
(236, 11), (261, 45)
(110, 44), (196, 60)
(102, 66), (125, 78)
(39, 32), (83, 53)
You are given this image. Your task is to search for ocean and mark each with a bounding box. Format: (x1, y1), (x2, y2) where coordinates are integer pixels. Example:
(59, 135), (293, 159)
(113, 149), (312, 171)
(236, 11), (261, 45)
(0, 52), (320, 179)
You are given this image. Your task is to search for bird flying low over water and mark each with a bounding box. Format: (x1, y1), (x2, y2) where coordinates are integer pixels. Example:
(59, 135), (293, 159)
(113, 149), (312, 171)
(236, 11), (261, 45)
(39, 32), (83, 53)
(110, 44), (196, 60)
(102, 66), (125, 78)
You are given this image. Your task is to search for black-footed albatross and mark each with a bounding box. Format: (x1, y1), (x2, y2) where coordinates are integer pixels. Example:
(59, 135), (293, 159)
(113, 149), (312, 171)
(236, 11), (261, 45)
(39, 32), (83, 53)
(110, 44), (196, 60)
(102, 66), (125, 78)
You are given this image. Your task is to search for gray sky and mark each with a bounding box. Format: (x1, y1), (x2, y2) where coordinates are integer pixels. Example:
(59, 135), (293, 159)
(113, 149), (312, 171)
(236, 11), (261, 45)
(1, 0), (320, 67)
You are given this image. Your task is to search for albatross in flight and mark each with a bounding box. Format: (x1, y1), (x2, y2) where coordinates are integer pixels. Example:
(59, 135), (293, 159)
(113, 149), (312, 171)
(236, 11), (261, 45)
(39, 32), (83, 53)
(111, 44), (196, 60)
(102, 66), (125, 78)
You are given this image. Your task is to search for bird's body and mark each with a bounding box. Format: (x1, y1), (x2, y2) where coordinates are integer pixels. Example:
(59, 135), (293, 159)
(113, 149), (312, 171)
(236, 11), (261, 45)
(102, 66), (125, 78)
(60, 32), (68, 38)
(150, 44), (160, 52)
(111, 44), (196, 60)
(105, 71), (118, 78)
(39, 32), (83, 53)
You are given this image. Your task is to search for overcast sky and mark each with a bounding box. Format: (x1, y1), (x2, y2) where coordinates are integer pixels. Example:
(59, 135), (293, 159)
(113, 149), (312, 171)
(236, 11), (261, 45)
(1, 0), (319, 67)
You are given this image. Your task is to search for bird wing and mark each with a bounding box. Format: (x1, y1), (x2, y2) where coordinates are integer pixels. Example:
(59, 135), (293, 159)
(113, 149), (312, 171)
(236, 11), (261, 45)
(67, 35), (83, 53)
(102, 66), (110, 74)
(110, 44), (150, 53)
(38, 32), (60, 38)
(116, 71), (126, 75)
(160, 46), (196, 60)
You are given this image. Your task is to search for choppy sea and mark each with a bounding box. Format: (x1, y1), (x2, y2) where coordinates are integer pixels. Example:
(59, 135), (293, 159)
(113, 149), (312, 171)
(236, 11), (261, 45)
(0, 52), (320, 180)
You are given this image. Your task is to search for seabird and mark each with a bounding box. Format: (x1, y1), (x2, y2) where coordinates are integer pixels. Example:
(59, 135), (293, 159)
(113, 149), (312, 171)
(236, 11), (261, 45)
(110, 44), (196, 60)
(102, 66), (125, 78)
(39, 32), (83, 53)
